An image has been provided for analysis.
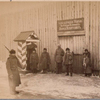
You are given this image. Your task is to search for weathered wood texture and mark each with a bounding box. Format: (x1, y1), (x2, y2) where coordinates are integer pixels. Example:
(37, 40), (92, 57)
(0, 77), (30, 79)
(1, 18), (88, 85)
(0, 2), (100, 70)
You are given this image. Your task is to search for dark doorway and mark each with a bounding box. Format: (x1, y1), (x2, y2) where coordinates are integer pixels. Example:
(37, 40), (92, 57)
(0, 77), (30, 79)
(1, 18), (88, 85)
(26, 42), (37, 70)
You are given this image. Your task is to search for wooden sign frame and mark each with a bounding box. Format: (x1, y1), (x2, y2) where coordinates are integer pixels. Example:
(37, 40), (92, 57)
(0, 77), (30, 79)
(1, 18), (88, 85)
(57, 18), (85, 36)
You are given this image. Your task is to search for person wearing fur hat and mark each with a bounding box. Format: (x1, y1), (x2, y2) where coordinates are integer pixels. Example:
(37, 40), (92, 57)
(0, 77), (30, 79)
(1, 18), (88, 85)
(6, 49), (24, 95)
(54, 44), (64, 74)
(63, 48), (73, 76)
(30, 49), (39, 73)
(40, 48), (51, 73)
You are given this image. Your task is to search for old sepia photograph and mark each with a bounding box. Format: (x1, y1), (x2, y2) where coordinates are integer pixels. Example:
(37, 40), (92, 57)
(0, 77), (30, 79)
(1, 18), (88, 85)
(0, 0), (100, 99)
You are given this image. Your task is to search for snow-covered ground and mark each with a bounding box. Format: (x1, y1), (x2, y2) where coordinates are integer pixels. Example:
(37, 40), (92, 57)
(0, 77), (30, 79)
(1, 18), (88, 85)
(0, 61), (100, 99)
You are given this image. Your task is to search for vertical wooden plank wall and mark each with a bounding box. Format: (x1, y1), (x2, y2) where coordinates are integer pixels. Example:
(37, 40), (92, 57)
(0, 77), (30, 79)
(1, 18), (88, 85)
(58, 2), (85, 54)
(99, 2), (100, 69)
(89, 2), (99, 69)
(0, 2), (100, 69)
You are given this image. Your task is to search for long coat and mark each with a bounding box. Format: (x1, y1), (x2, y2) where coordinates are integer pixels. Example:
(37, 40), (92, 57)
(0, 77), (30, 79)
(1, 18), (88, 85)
(6, 55), (22, 87)
(30, 52), (39, 69)
(40, 52), (51, 70)
(64, 52), (73, 65)
(82, 57), (92, 74)
(54, 48), (64, 63)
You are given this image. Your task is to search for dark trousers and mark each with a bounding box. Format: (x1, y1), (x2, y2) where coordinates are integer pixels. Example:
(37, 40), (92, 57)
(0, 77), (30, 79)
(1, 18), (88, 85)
(66, 64), (73, 76)
(56, 63), (62, 74)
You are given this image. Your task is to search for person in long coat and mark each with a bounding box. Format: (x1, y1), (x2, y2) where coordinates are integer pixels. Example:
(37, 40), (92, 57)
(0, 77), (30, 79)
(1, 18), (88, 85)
(6, 49), (24, 95)
(40, 48), (51, 73)
(63, 48), (73, 76)
(30, 49), (39, 73)
(82, 53), (92, 76)
(54, 44), (64, 74)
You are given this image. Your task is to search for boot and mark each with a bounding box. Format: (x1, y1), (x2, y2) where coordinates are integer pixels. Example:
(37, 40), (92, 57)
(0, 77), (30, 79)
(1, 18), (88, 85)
(66, 73), (69, 76)
(70, 73), (73, 77)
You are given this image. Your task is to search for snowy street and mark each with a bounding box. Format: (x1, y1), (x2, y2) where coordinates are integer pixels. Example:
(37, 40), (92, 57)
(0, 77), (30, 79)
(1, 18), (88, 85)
(0, 61), (100, 99)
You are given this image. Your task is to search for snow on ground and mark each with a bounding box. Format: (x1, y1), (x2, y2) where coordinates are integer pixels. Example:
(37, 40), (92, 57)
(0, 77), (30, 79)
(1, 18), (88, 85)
(0, 61), (100, 99)
(19, 73), (100, 99)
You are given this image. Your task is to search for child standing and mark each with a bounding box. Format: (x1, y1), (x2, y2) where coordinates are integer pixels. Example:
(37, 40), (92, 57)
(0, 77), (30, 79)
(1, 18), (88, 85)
(64, 48), (73, 76)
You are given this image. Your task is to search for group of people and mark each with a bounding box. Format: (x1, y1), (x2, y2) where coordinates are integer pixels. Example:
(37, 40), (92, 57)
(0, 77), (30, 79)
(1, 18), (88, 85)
(6, 44), (92, 95)
(29, 44), (74, 76)
(30, 48), (51, 73)
(54, 44), (73, 76)
(30, 44), (92, 77)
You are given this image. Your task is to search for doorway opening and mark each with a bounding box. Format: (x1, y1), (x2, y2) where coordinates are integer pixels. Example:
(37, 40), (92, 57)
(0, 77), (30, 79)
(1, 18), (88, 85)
(26, 42), (37, 70)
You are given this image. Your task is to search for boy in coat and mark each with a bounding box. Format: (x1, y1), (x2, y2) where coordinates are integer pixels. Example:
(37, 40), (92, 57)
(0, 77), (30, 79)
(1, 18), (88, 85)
(30, 49), (39, 73)
(82, 53), (92, 76)
(63, 48), (73, 76)
(54, 44), (64, 74)
(6, 49), (24, 95)
(40, 48), (51, 73)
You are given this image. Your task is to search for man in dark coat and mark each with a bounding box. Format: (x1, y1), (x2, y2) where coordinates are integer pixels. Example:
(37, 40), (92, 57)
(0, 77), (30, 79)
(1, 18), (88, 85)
(63, 48), (73, 76)
(30, 49), (39, 73)
(54, 44), (64, 74)
(40, 48), (51, 73)
(82, 53), (92, 76)
(6, 49), (24, 95)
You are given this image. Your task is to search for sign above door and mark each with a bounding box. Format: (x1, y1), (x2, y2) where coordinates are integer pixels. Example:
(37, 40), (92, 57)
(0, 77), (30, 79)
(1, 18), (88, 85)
(57, 18), (85, 36)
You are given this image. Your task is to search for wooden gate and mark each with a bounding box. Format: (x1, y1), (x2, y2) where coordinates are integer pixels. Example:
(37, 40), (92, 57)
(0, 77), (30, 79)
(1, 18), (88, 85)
(73, 54), (83, 74)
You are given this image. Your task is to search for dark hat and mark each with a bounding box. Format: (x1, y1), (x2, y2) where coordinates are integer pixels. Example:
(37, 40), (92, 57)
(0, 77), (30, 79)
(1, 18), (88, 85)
(66, 48), (70, 51)
(85, 49), (88, 52)
(9, 49), (16, 54)
(43, 48), (47, 50)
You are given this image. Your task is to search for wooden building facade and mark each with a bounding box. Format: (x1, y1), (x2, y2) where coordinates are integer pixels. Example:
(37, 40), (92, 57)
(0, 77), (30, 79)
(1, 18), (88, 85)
(0, 1), (100, 72)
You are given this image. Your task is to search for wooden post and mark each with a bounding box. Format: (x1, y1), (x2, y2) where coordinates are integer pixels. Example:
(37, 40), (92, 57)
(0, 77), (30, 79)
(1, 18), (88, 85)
(17, 42), (22, 63)
(22, 41), (27, 69)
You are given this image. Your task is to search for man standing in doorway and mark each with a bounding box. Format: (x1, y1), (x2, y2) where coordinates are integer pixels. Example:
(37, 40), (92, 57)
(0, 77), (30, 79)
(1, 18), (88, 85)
(30, 49), (39, 73)
(54, 44), (64, 74)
